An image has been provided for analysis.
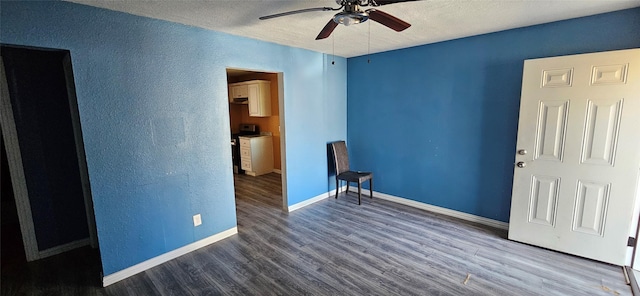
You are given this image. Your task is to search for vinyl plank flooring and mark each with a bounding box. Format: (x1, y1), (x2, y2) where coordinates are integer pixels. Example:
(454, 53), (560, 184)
(106, 272), (158, 295)
(1, 172), (632, 295)
(146, 263), (196, 296)
(192, 255), (251, 295)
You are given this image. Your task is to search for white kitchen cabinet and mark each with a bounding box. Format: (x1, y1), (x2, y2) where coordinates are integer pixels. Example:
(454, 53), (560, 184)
(239, 135), (273, 176)
(229, 84), (248, 100)
(228, 80), (271, 117)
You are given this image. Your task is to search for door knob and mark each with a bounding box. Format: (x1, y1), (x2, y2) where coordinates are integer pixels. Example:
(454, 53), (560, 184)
(518, 149), (527, 155)
(516, 162), (526, 168)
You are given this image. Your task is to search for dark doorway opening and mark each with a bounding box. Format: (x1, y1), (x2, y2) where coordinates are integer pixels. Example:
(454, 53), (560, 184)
(1, 45), (102, 291)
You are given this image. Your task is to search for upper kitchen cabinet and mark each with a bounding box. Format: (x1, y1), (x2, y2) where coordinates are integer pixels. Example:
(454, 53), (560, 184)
(228, 80), (271, 117)
(229, 84), (248, 100)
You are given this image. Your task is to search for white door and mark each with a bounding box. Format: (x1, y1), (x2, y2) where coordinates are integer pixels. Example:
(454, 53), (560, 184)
(509, 48), (640, 265)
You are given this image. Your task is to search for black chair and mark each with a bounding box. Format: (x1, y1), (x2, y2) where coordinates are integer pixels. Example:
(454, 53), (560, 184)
(329, 141), (373, 205)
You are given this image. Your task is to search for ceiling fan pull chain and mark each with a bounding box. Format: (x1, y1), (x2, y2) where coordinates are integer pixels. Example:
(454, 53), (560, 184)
(332, 34), (335, 65)
(368, 20), (371, 64)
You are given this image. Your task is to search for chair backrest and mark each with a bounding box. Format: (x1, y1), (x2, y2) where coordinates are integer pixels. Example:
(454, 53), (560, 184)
(330, 141), (350, 175)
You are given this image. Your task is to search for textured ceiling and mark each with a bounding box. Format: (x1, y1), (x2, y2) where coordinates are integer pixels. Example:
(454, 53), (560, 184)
(68, 0), (640, 58)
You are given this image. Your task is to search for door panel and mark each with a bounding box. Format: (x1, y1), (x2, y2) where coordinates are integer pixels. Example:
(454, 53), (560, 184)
(572, 180), (609, 236)
(528, 175), (560, 227)
(580, 99), (622, 166)
(534, 100), (569, 162)
(509, 49), (640, 265)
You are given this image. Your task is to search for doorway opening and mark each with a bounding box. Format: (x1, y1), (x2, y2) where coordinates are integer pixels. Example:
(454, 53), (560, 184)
(0, 44), (98, 264)
(226, 68), (287, 215)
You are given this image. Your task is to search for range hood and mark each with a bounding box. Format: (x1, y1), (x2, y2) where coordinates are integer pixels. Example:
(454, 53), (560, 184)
(230, 97), (248, 104)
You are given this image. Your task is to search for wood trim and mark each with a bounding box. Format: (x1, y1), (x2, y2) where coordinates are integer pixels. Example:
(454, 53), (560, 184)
(39, 238), (90, 258)
(288, 185), (347, 213)
(631, 169), (640, 268)
(627, 266), (640, 296)
(272, 169), (282, 174)
(349, 189), (510, 230)
(277, 72), (288, 212)
(62, 53), (98, 249)
(0, 58), (41, 261)
(102, 227), (238, 287)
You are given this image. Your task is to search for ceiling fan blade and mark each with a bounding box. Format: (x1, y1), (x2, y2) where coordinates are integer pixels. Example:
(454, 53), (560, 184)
(372, 0), (418, 6)
(316, 19), (339, 40)
(367, 9), (411, 32)
(259, 7), (335, 20)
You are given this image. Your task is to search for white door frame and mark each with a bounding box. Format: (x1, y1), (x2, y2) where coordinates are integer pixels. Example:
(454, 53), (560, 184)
(0, 57), (40, 261)
(277, 72), (288, 211)
(630, 178), (640, 268)
(0, 50), (97, 261)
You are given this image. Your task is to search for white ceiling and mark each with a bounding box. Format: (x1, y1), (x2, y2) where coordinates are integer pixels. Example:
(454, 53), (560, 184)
(68, 0), (640, 58)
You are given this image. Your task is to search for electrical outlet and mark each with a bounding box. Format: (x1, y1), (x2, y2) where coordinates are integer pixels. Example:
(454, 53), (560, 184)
(193, 214), (202, 227)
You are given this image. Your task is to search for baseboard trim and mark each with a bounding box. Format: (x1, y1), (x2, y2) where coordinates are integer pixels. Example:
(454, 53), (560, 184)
(39, 238), (91, 259)
(102, 227), (238, 287)
(272, 169), (282, 174)
(288, 186), (347, 213)
(350, 189), (509, 230)
(286, 186), (509, 229)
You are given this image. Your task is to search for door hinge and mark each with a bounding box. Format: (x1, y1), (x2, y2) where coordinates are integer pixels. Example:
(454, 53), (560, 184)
(628, 237), (636, 247)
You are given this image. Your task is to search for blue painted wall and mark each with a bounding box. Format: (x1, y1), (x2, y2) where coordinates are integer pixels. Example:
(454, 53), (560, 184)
(347, 8), (640, 223)
(1, 1), (346, 275)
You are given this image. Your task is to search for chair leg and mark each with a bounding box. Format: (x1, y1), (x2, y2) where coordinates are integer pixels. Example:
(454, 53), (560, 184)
(358, 182), (362, 205)
(335, 179), (339, 199)
(369, 179), (373, 199)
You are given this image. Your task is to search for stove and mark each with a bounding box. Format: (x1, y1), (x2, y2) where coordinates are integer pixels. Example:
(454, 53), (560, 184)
(232, 124), (259, 174)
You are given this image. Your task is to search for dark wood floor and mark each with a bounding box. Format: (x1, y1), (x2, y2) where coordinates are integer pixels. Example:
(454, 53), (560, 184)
(1, 172), (631, 295)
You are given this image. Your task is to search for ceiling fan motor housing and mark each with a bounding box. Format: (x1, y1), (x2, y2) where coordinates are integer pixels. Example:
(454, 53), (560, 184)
(333, 1), (369, 26)
(258, 0), (411, 40)
(335, 0), (373, 5)
(333, 11), (369, 26)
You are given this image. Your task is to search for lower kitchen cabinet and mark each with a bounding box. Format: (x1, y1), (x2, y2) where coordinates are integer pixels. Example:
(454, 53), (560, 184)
(239, 135), (274, 176)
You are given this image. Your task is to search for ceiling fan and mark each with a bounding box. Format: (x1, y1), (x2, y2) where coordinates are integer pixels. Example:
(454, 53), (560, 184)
(259, 0), (414, 40)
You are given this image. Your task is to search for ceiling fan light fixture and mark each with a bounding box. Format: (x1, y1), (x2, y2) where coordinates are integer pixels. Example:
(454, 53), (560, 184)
(333, 11), (369, 26)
